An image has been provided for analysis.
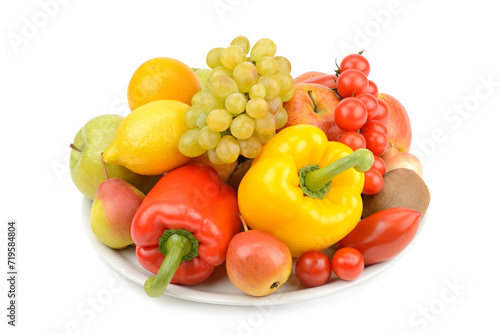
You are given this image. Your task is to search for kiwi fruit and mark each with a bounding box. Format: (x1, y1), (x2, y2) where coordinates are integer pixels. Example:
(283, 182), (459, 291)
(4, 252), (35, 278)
(362, 168), (430, 219)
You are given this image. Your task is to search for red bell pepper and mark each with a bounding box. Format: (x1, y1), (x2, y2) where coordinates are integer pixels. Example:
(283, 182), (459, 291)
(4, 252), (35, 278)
(336, 207), (421, 265)
(131, 164), (241, 297)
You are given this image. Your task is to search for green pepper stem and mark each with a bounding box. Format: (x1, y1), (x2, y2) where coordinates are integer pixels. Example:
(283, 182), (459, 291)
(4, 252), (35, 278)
(144, 234), (193, 298)
(303, 148), (374, 195)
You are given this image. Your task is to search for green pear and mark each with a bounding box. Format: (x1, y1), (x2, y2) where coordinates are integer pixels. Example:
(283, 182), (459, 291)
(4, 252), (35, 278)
(194, 68), (212, 89)
(90, 157), (145, 249)
(70, 114), (161, 200)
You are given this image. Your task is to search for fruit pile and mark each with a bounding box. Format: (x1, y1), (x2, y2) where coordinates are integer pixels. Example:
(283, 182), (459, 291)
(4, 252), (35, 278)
(292, 53), (392, 196)
(69, 36), (430, 298)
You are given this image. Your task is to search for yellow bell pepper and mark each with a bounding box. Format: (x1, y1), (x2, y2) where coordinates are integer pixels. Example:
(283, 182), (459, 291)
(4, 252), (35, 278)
(238, 124), (373, 257)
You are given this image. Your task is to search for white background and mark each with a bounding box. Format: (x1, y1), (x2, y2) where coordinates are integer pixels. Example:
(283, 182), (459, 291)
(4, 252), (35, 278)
(1, 0), (499, 333)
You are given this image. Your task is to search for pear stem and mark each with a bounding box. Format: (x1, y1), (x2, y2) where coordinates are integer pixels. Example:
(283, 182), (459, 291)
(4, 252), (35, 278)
(100, 153), (109, 180)
(70, 143), (82, 153)
(238, 213), (249, 232)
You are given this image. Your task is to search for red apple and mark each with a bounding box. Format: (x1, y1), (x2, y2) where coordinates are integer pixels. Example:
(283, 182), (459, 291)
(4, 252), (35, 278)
(282, 83), (343, 141)
(294, 71), (328, 84)
(380, 146), (423, 178)
(378, 93), (412, 152)
(226, 228), (292, 297)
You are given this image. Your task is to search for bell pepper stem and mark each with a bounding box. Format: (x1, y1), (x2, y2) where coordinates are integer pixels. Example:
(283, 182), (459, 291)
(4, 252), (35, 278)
(144, 233), (194, 298)
(303, 148), (374, 195)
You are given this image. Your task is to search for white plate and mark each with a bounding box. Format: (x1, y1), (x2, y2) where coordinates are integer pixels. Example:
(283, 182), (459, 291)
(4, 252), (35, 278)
(82, 196), (426, 306)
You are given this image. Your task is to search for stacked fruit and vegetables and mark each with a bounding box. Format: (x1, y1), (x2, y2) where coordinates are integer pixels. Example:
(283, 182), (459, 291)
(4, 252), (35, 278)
(69, 36), (430, 298)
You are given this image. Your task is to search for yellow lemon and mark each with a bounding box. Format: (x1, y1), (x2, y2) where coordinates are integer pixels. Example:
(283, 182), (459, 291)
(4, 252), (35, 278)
(103, 100), (191, 175)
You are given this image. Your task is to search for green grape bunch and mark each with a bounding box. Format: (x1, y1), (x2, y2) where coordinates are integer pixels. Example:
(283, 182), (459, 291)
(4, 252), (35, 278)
(178, 36), (293, 164)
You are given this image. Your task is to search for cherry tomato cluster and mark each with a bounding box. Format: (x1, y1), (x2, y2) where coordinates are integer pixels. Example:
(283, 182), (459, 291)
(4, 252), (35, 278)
(333, 53), (389, 195)
(295, 247), (364, 288)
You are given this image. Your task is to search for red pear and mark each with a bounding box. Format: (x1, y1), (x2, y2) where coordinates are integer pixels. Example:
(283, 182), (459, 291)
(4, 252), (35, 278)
(90, 155), (145, 249)
(226, 218), (292, 296)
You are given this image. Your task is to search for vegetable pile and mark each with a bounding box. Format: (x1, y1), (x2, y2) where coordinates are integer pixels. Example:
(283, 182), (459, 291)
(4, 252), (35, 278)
(69, 36), (431, 298)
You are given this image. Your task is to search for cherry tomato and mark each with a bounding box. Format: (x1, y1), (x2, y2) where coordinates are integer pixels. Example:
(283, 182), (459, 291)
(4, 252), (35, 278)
(373, 99), (390, 124)
(360, 120), (388, 137)
(366, 80), (379, 97)
(340, 54), (370, 77)
(295, 251), (332, 287)
(355, 93), (379, 121)
(362, 168), (384, 195)
(336, 69), (369, 98)
(331, 247), (364, 281)
(334, 97), (368, 131)
(363, 129), (388, 156)
(339, 131), (366, 151)
(372, 155), (386, 176)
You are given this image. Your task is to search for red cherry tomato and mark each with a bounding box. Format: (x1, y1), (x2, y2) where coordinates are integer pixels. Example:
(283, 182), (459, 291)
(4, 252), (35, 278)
(295, 251), (332, 287)
(355, 93), (379, 121)
(363, 129), (388, 156)
(362, 168), (384, 195)
(372, 155), (386, 176)
(360, 120), (388, 137)
(331, 247), (364, 281)
(336, 69), (369, 98)
(366, 80), (379, 97)
(334, 97), (368, 131)
(373, 99), (390, 124)
(340, 54), (370, 77)
(339, 131), (366, 151)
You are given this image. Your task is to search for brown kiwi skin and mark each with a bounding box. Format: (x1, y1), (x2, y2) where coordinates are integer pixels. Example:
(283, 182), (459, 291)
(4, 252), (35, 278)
(362, 168), (430, 219)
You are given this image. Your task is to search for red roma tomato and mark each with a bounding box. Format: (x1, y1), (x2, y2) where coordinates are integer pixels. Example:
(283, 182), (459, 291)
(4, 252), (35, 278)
(372, 155), (386, 176)
(374, 99), (390, 124)
(339, 131), (366, 151)
(295, 251), (332, 287)
(294, 71), (328, 84)
(334, 97), (368, 131)
(362, 168), (383, 195)
(360, 120), (388, 137)
(355, 93), (379, 121)
(366, 80), (379, 97)
(331, 247), (364, 281)
(340, 54), (370, 76)
(302, 74), (337, 89)
(336, 69), (369, 98)
(336, 208), (421, 265)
